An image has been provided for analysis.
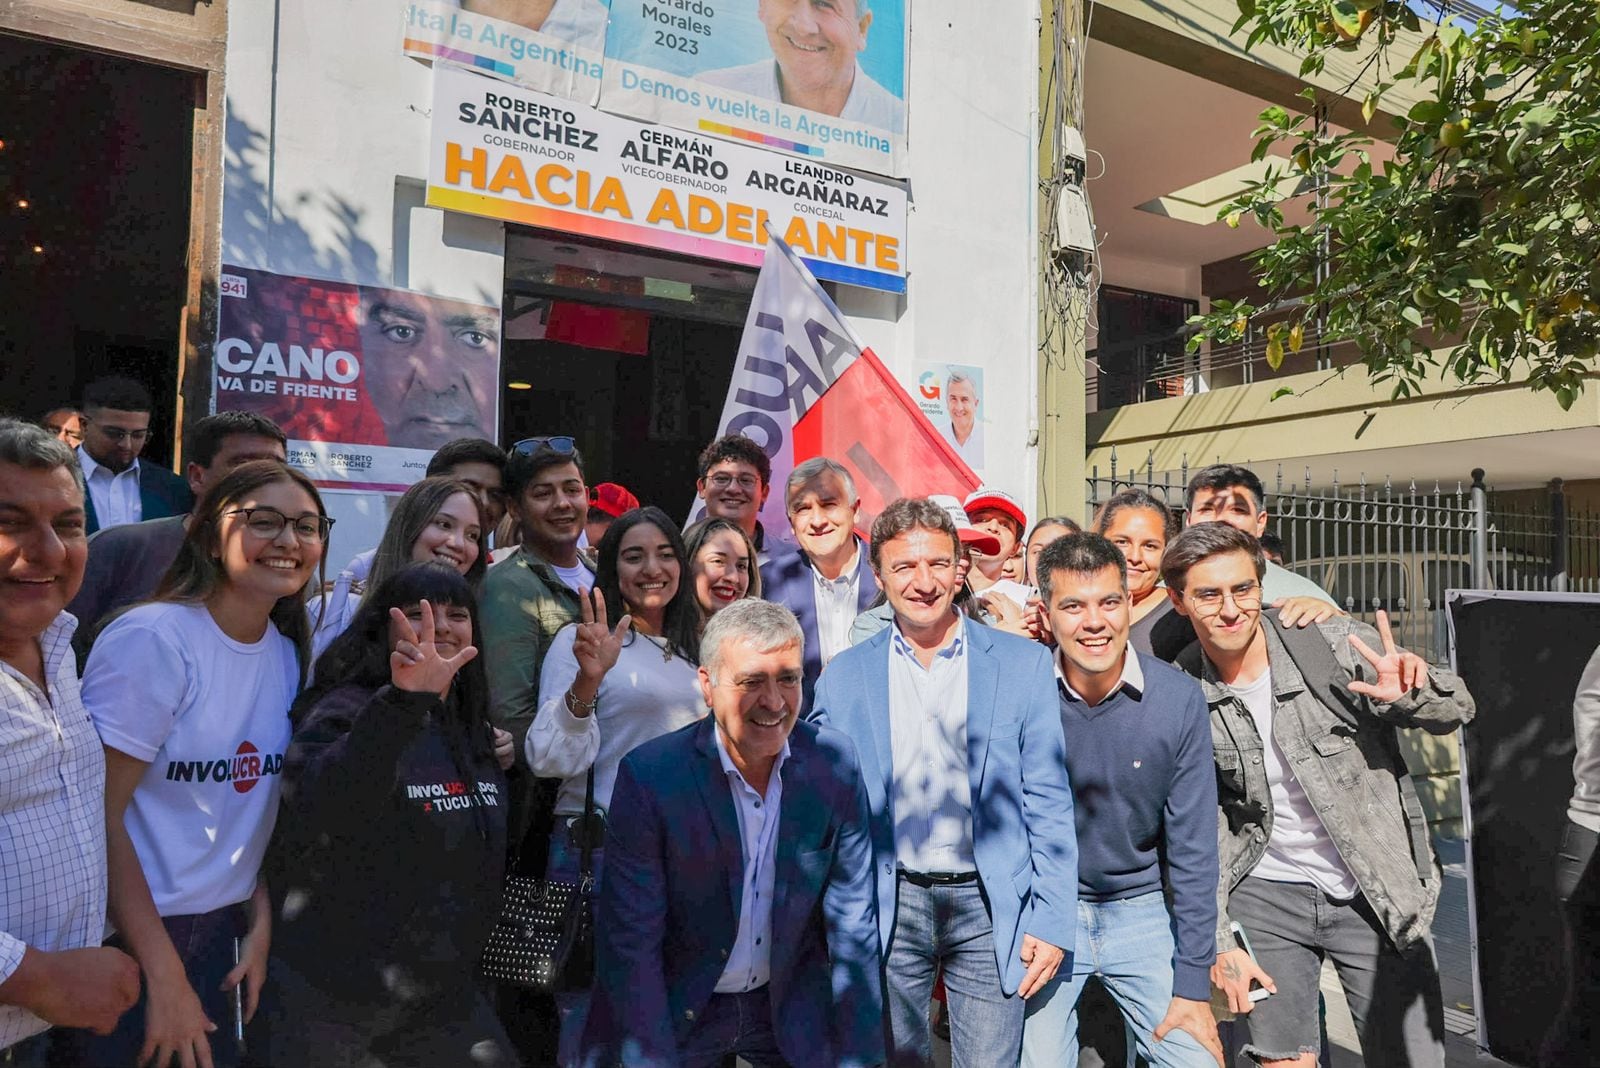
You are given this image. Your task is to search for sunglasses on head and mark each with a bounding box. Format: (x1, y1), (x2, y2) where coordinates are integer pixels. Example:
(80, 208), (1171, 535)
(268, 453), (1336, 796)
(512, 436), (576, 457)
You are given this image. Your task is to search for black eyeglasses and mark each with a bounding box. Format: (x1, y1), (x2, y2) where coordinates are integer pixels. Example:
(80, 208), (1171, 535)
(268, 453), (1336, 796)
(512, 436), (577, 457)
(223, 507), (335, 544)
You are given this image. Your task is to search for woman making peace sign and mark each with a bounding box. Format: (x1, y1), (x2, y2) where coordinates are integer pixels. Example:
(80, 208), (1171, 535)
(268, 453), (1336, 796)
(525, 505), (704, 1067)
(252, 563), (517, 1066)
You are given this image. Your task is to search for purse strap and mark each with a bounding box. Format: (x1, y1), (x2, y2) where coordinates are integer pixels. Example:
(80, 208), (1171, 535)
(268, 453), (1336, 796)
(578, 764), (597, 885)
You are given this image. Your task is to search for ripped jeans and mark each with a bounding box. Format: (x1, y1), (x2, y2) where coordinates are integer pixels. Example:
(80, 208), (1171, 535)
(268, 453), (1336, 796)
(1227, 876), (1445, 1066)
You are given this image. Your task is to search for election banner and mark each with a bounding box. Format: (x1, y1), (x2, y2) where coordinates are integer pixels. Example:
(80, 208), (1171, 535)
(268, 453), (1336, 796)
(915, 361), (986, 471)
(427, 64), (908, 293)
(692, 229), (975, 541)
(401, 0), (606, 103)
(213, 266), (501, 491)
(599, 0), (908, 177)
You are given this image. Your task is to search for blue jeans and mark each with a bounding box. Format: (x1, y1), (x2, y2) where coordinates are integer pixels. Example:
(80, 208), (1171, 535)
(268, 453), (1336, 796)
(66, 904), (248, 1068)
(886, 877), (1023, 1068)
(547, 830), (602, 1068)
(1022, 891), (1214, 1068)
(678, 988), (787, 1068)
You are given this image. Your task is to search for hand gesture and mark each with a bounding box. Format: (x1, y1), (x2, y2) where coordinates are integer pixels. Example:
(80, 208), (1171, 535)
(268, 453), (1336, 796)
(3, 946), (140, 1035)
(390, 600), (478, 698)
(492, 727), (515, 771)
(1273, 595), (1345, 627)
(1153, 995), (1225, 1066)
(572, 588), (631, 683)
(1211, 947), (1275, 1014)
(980, 591), (1030, 639)
(1347, 610), (1426, 702)
(1017, 933), (1065, 999)
(1024, 596), (1053, 646)
(140, 968), (218, 1068)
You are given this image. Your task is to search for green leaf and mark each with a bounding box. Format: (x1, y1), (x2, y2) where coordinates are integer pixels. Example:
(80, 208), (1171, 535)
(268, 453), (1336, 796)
(1362, 93), (1377, 125)
(1236, 0), (1255, 18)
(1496, 242), (1530, 256)
(1270, 387), (1297, 400)
(1266, 335), (1285, 370)
(1401, 306), (1425, 328)
(1330, 1), (1366, 39)
(1408, 100), (1448, 125)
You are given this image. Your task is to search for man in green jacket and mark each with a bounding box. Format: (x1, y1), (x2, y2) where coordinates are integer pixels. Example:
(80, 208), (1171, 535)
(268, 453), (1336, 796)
(480, 438), (596, 850)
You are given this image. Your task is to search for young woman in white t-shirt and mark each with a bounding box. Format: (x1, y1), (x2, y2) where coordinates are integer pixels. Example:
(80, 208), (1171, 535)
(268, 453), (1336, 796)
(308, 476), (488, 660)
(77, 460), (330, 1068)
(524, 505), (705, 1068)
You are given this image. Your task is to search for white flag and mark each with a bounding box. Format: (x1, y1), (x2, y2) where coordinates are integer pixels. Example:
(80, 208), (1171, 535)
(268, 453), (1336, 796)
(689, 231), (866, 545)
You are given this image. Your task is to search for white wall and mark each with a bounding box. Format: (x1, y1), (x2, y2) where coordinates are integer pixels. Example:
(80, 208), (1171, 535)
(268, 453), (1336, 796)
(222, 0), (1042, 558)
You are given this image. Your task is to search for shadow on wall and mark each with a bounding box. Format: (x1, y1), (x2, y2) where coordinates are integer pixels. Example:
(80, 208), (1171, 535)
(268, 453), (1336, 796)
(222, 107), (382, 284)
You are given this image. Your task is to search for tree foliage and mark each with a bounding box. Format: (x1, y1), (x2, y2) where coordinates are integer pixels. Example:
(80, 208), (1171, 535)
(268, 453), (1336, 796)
(1190, 0), (1600, 407)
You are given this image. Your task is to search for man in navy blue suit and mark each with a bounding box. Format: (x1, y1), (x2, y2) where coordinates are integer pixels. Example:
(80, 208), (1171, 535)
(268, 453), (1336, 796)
(586, 599), (884, 1068)
(759, 457), (879, 710)
(809, 496), (1079, 1067)
(74, 376), (192, 535)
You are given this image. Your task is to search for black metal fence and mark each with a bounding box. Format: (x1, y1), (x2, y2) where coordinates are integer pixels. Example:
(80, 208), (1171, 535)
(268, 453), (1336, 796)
(1088, 453), (1600, 664)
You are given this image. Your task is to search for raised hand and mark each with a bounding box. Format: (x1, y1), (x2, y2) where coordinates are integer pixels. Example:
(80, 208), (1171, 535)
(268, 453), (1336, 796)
(572, 587), (631, 684)
(1347, 609), (1423, 703)
(390, 600), (478, 697)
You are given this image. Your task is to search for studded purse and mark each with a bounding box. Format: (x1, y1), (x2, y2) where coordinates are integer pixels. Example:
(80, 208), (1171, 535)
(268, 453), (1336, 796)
(481, 765), (597, 991)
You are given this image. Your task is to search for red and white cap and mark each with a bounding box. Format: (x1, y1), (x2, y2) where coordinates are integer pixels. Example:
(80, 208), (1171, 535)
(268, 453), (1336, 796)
(963, 486), (1027, 533)
(928, 495), (1003, 557)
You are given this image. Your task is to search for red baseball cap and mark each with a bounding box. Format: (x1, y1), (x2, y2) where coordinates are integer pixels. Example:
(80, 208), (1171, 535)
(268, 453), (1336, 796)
(589, 482), (640, 519)
(929, 495), (1003, 557)
(963, 486), (1027, 534)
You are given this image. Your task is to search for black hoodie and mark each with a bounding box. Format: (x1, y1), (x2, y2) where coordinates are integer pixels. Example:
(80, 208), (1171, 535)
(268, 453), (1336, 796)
(269, 683), (507, 1003)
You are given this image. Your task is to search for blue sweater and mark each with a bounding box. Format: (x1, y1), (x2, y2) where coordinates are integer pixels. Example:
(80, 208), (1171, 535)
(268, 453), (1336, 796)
(1057, 650), (1219, 1001)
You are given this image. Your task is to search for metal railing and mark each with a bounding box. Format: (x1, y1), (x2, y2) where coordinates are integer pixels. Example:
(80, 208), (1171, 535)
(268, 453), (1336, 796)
(1088, 453), (1600, 664)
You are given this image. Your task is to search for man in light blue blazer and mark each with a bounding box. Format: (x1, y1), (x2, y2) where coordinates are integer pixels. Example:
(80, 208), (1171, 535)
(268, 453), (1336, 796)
(585, 600), (884, 1068)
(808, 496), (1079, 1067)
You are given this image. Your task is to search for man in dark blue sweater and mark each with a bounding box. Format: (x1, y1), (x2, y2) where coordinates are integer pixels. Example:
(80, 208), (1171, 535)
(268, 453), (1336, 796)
(1021, 533), (1223, 1068)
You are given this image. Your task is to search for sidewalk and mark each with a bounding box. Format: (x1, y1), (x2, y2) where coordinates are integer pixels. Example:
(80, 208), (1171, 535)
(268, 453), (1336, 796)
(1324, 837), (1514, 1068)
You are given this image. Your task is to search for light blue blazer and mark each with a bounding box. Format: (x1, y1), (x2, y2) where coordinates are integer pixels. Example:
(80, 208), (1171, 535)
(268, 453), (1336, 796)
(808, 617), (1079, 996)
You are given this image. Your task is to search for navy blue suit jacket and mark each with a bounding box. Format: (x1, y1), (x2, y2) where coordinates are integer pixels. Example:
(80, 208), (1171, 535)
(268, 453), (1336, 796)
(807, 618), (1079, 996)
(584, 717), (884, 1068)
(759, 537), (879, 711)
(83, 460), (193, 536)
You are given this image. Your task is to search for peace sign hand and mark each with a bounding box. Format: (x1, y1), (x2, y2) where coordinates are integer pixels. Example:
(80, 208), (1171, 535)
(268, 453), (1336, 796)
(390, 599), (479, 698)
(1347, 609), (1428, 703)
(573, 587), (632, 684)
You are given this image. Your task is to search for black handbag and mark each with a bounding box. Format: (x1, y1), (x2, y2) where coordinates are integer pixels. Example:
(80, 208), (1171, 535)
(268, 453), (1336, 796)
(481, 765), (597, 991)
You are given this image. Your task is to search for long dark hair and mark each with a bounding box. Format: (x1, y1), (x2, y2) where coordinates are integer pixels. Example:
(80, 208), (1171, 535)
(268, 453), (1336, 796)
(595, 506), (699, 663)
(154, 460), (327, 682)
(364, 477), (489, 596)
(300, 563), (494, 767)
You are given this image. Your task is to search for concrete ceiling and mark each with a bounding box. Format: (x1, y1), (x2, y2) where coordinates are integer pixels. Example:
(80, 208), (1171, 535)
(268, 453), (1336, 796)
(1082, 42), (1285, 284)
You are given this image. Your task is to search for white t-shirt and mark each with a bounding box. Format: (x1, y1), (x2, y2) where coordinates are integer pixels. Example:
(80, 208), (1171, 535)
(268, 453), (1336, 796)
(552, 561), (592, 594)
(82, 603), (298, 916)
(1231, 667), (1360, 899)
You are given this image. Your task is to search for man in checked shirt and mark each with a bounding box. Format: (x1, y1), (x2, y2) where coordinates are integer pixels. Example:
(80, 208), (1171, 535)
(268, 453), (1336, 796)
(0, 419), (138, 1061)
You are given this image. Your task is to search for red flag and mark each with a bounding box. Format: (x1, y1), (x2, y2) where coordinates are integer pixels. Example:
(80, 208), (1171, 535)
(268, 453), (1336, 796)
(792, 348), (981, 532)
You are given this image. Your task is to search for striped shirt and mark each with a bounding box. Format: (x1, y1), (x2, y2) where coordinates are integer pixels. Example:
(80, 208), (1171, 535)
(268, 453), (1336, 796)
(0, 612), (108, 1049)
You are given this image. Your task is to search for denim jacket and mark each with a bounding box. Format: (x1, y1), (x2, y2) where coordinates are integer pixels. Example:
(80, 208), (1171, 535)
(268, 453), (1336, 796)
(1194, 617), (1475, 954)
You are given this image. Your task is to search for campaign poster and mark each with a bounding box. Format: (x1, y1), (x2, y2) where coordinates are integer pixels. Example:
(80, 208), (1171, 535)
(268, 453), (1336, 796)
(401, 0), (608, 103)
(214, 267), (501, 491)
(598, 0), (907, 177)
(427, 64), (908, 292)
(915, 362), (984, 471)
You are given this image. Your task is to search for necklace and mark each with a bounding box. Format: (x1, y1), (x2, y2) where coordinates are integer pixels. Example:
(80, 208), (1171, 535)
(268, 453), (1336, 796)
(638, 631), (673, 662)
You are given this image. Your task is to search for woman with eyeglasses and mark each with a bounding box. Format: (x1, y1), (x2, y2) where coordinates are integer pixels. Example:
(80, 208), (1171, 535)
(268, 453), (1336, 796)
(76, 460), (330, 1068)
(250, 563), (516, 1066)
(683, 516), (761, 624)
(525, 505), (704, 1068)
(308, 476), (489, 660)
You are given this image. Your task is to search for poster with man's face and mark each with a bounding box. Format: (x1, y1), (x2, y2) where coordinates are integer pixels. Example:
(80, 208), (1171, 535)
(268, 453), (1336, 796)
(214, 266), (500, 491)
(916, 362), (985, 471)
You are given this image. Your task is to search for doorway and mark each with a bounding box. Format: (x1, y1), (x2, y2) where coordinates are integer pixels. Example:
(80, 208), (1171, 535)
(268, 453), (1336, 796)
(0, 34), (194, 465)
(500, 232), (756, 521)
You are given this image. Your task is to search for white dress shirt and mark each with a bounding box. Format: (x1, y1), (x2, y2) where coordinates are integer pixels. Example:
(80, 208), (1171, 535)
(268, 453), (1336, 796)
(940, 420), (985, 470)
(698, 60), (907, 134)
(0, 613), (109, 1048)
(812, 544), (862, 668)
(77, 446), (142, 529)
(1058, 648), (1146, 706)
(887, 617), (975, 874)
(712, 724), (789, 994)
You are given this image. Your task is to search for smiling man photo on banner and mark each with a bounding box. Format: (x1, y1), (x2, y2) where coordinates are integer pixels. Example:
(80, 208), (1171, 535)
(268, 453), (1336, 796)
(358, 286), (501, 450)
(700, 0), (905, 132)
(449, 0), (608, 43)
